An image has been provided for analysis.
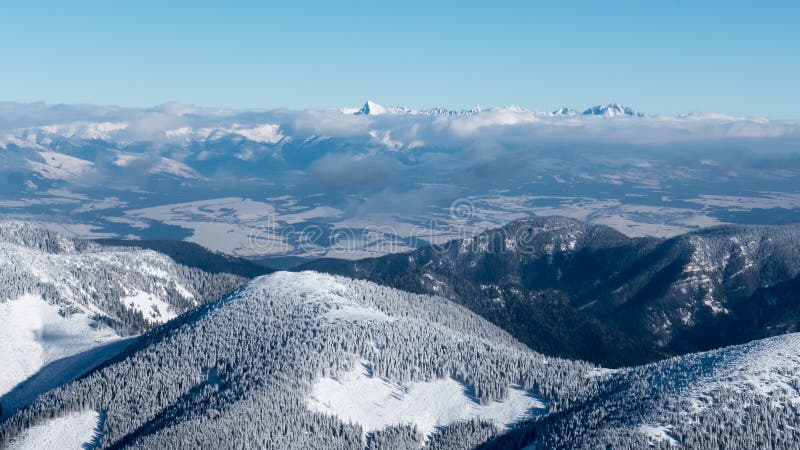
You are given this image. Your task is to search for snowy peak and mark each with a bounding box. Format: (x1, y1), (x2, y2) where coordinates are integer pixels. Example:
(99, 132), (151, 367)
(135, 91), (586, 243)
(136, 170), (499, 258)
(582, 103), (645, 118)
(551, 107), (579, 117)
(0, 269), (592, 448)
(355, 100), (388, 115)
(532, 332), (800, 448)
(351, 101), (481, 117)
(352, 102), (645, 118)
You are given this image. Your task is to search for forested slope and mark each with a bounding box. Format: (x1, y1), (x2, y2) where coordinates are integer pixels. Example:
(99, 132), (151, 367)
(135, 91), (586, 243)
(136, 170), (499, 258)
(1, 272), (598, 449)
(301, 216), (800, 367)
(0, 222), (250, 410)
(515, 333), (800, 449)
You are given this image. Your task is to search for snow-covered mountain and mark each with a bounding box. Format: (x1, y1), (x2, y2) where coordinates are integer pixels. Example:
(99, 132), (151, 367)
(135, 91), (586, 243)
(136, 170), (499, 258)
(4, 269), (800, 449)
(0, 222), (252, 404)
(349, 100), (482, 117)
(0, 100), (797, 262)
(350, 100), (647, 118)
(582, 102), (645, 117)
(301, 216), (800, 367)
(550, 106), (579, 116)
(526, 332), (800, 448)
(354, 100), (390, 115)
(345, 101), (647, 119)
(0, 271), (596, 449)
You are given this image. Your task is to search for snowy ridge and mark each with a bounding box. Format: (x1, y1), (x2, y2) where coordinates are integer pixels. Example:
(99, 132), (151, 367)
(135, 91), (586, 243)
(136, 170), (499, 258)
(0, 294), (119, 397)
(254, 271), (393, 323)
(113, 152), (202, 179)
(0, 100), (787, 155)
(582, 103), (645, 117)
(257, 272), (548, 436)
(681, 333), (800, 408)
(26, 151), (93, 181)
(39, 121), (129, 140)
(5, 266), (799, 448)
(350, 100), (647, 118)
(0, 237), (196, 322)
(0, 221), (245, 398)
(530, 332), (800, 449)
(0, 271), (595, 449)
(350, 100), (483, 117)
(551, 106), (579, 116)
(304, 217), (800, 368)
(164, 123), (285, 145)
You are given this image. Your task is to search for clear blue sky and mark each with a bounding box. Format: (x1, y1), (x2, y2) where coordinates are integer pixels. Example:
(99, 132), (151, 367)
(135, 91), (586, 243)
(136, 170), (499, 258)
(2, 1), (798, 117)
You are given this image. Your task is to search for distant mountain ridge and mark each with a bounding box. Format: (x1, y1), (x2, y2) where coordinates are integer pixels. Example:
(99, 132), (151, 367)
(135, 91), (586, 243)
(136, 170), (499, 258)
(299, 216), (800, 367)
(350, 100), (483, 117)
(582, 102), (645, 117)
(348, 100), (645, 118)
(0, 99), (793, 262)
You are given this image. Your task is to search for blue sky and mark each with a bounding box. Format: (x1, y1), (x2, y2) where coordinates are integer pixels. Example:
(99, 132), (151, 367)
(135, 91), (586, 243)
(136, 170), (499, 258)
(2, 1), (798, 117)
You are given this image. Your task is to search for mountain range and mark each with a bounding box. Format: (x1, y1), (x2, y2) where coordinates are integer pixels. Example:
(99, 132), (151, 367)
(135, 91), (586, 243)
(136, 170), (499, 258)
(348, 101), (647, 118)
(301, 216), (800, 367)
(2, 219), (800, 448)
(3, 269), (800, 449)
(1, 99), (797, 263)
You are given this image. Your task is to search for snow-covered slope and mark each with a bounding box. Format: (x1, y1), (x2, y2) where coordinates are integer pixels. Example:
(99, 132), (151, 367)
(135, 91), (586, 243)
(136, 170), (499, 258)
(307, 362), (545, 439)
(39, 121), (129, 140)
(6, 410), (101, 450)
(0, 271), (596, 449)
(26, 151), (94, 180)
(0, 294), (119, 397)
(0, 338), (132, 418)
(527, 333), (800, 449)
(0, 222), (246, 403)
(355, 100), (389, 115)
(550, 106), (579, 116)
(4, 267), (800, 449)
(113, 152), (202, 179)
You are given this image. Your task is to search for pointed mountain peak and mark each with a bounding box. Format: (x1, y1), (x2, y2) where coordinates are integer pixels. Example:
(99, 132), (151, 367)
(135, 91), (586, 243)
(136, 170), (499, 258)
(582, 103), (645, 118)
(355, 100), (388, 115)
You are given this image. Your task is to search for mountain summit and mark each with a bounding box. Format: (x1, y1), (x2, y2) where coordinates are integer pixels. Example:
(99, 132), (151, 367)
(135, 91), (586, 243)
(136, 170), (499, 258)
(551, 107), (579, 116)
(582, 103), (645, 117)
(355, 100), (388, 115)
